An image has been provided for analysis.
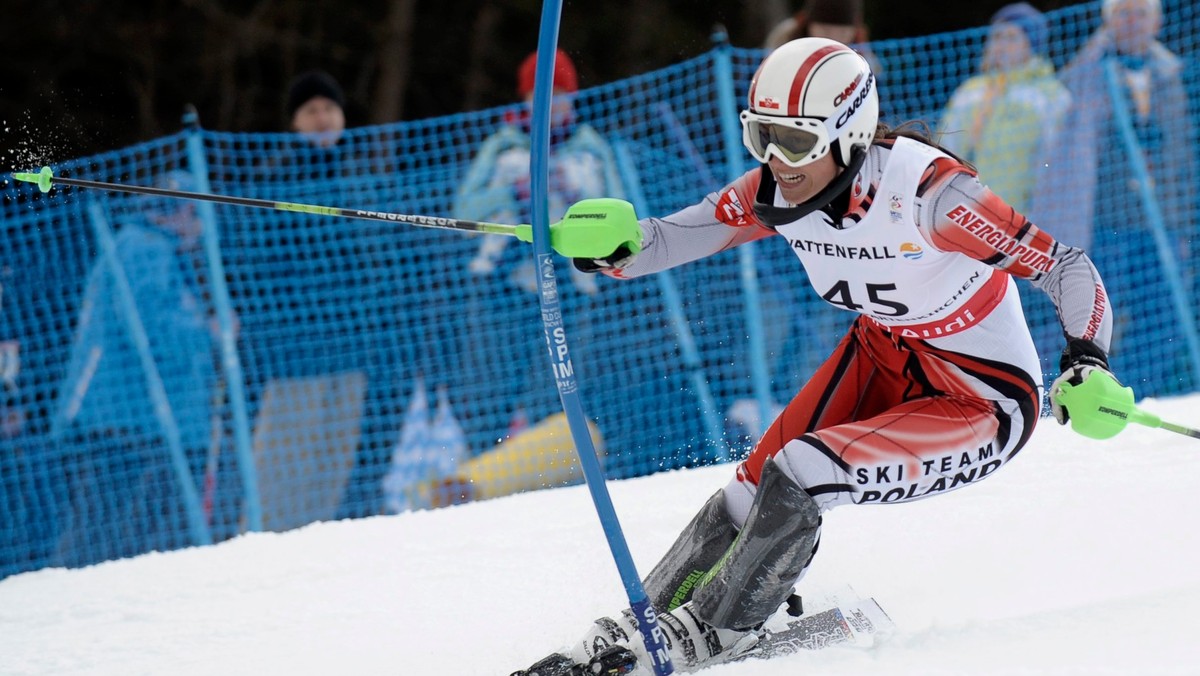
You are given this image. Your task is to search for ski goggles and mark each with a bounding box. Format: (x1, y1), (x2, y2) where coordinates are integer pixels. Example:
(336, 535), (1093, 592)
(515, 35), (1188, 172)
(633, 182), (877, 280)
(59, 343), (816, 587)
(740, 69), (875, 168)
(740, 113), (833, 167)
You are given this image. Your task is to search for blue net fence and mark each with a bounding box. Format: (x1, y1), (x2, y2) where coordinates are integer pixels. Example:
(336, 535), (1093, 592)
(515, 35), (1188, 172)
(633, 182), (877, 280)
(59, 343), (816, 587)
(2, 0), (1197, 576)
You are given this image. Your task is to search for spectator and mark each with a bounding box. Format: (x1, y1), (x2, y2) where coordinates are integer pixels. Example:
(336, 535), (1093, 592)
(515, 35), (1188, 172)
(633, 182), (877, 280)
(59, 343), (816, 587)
(287, 69), (347, 149)
(50, 171), (220, 565)
(245, 68), (383, 527)
(254, 70), (353, 184)
(1032, 0), (1192, 254)
(452, 49), (623, 451)
(0, 317), (22, 441)
(939, 3), (1069, 214)
(763, 0), (880, 75)
(762, 0), (882, 388)
(456, 49), (623, 294)
(1031, 0), (1194, 389)
(765, 0), (866, 47)
(761, 0), (883, 391)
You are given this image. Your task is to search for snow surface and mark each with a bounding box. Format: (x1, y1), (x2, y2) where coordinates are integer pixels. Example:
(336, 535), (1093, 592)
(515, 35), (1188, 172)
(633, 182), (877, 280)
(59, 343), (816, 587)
(3, 395), (1200, 676)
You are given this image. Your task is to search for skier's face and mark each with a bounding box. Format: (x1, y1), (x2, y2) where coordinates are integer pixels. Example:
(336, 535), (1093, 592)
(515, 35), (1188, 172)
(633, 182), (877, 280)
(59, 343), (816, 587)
(768, 152), (841, 206)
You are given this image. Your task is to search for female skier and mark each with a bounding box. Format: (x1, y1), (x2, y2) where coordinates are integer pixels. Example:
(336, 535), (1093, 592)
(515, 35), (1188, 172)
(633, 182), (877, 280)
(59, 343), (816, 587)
(517, 36), (1116, 675)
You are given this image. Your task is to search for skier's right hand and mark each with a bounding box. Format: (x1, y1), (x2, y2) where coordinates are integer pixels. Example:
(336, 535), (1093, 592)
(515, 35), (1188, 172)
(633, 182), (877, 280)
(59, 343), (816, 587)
(548, 198), (643, 273)
(572, 243), (638, 274)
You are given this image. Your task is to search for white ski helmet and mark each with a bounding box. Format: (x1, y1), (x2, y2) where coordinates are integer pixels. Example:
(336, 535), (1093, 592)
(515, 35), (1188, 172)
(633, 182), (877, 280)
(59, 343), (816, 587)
(742, 37), (878, 168)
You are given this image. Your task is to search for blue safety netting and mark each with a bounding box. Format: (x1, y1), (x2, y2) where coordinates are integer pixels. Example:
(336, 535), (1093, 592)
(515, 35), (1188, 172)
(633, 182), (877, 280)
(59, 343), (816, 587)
(1, 0), (1196, 577)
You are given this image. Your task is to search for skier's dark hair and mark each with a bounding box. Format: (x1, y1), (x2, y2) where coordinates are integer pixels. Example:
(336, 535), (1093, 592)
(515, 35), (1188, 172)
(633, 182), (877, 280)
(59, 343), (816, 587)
(873, 120), (976, 171)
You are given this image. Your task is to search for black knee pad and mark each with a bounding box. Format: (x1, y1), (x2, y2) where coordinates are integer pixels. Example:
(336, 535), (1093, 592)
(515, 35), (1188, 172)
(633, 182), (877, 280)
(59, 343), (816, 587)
(643, 490), (738, 613)
(692, 456), (820, 630)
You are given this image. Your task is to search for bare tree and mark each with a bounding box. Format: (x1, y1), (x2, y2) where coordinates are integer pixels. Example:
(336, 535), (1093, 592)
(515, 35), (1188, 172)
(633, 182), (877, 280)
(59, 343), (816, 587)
(0, 0), (1034, 159)
(371, 0), (419, 124)
(749, 0), (793, 46)
(461, 0), (505, 112)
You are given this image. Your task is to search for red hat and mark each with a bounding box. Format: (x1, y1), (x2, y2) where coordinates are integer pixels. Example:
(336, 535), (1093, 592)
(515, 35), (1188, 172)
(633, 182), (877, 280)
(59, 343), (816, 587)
(517, 49), (579, 97)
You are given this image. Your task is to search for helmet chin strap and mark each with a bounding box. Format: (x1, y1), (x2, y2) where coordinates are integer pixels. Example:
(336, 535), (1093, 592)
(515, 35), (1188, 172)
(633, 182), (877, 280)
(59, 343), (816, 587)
(751, 144), (868, 228)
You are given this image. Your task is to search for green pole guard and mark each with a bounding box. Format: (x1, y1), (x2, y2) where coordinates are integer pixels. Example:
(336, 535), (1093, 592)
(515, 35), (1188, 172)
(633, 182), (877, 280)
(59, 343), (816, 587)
(1053, 369), (1136, 440)
(516, 197), (643, 259)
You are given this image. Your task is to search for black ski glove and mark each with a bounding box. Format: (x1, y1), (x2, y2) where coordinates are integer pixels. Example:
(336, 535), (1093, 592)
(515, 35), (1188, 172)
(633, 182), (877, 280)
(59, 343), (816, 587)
(572, 243), (638, 274)
(1049, 337), (1115, 425)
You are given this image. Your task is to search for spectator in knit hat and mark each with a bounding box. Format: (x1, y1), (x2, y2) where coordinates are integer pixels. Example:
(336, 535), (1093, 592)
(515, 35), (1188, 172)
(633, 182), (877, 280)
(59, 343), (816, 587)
(252, 68), (380, 529)
(451, 49), (624, 456)
(454, 48), (622, 292)
(516, 47), (578, 130)
(286, 70), (346, 148)
(939, 2), (1069, 214)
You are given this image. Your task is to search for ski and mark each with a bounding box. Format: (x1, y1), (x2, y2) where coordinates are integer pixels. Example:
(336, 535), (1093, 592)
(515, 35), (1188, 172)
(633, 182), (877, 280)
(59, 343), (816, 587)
(730, 596), (893, 663)
(512, 594), (892, 675)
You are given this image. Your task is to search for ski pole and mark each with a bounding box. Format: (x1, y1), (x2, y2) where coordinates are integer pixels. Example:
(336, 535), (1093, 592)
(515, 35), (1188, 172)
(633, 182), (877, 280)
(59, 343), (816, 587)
(1115, 400), (1200, 440)
(11, 166), (642, 260)
(1054, 369), (1200, 440)
(1136, 413), (1200, 440)
(13, 165), (526, 237)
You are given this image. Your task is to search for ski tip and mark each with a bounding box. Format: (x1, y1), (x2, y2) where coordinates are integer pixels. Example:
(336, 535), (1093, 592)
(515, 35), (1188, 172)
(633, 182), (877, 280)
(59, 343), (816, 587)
(842, 597), (896, 644)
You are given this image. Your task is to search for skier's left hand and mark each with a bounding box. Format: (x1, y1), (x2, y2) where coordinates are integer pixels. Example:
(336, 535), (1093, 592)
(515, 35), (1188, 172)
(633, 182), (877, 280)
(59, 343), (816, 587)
(1049, 337), (1115, 425)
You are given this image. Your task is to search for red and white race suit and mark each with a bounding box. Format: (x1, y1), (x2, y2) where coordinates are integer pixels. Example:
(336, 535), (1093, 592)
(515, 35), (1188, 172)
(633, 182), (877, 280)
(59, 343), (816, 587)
(606, 136), (1113, 524)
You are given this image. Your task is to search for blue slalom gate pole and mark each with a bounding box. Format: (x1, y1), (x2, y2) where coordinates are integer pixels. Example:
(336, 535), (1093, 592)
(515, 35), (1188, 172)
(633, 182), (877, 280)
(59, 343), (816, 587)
(528, 2), (673, 674)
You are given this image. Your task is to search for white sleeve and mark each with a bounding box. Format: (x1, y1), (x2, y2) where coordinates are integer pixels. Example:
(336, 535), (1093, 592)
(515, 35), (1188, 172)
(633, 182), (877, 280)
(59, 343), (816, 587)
(612, 169), (780, 279)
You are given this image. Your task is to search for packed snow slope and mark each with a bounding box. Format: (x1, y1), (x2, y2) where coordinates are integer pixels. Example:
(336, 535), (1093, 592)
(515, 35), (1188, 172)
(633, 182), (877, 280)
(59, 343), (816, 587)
(3, 395), (1200, 676)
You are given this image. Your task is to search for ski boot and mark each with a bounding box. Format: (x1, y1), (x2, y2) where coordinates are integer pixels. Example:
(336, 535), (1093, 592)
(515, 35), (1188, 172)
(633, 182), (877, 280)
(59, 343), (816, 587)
(510, 644), (637, 676)
(572, 603), (762, 674)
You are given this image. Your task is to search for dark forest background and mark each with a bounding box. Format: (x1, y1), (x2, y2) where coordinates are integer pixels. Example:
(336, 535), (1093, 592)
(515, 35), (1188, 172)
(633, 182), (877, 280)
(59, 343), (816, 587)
(0, 0), (1086, 162)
